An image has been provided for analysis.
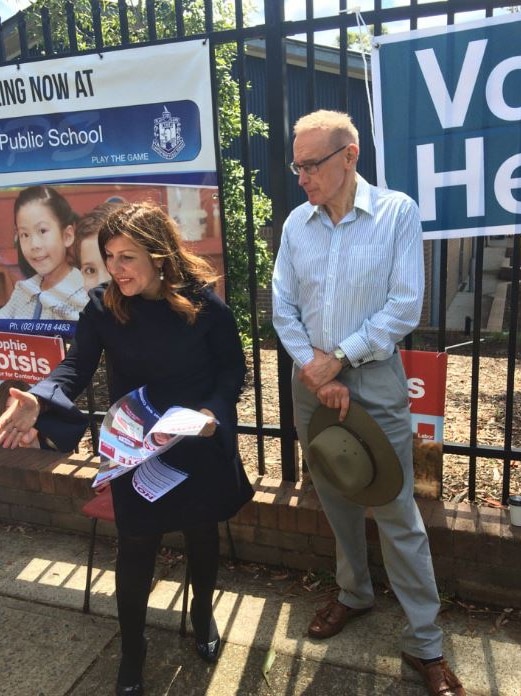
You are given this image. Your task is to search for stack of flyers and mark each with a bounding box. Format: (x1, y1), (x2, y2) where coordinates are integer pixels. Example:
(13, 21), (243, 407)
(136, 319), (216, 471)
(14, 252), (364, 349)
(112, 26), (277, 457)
(92, 385), (217, 501)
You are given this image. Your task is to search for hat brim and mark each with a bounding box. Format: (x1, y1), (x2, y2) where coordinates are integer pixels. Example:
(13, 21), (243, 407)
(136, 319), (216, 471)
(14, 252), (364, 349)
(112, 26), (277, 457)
(308, 402), (403, 506)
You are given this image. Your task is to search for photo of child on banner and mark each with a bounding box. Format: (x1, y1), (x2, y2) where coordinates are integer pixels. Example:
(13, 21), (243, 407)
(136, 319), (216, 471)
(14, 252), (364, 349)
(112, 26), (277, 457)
(75, 201), (124, 291)
(0, 183), (224, 341)
(0, 185), (88, 326)
(401, 350), (448, 499)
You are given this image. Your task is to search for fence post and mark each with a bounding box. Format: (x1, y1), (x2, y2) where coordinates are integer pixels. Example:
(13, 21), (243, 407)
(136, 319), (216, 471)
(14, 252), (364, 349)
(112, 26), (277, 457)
(264, 0), (298, 481)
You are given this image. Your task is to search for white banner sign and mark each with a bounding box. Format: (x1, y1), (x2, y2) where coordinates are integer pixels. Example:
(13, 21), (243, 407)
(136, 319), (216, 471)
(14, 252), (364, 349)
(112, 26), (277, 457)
(0, 41), (221, 338)
(0, 41), (216, 186)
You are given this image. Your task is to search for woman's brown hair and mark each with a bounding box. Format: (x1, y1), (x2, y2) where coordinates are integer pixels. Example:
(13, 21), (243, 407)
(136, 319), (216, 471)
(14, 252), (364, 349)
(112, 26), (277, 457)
(98, 201), (219, 324)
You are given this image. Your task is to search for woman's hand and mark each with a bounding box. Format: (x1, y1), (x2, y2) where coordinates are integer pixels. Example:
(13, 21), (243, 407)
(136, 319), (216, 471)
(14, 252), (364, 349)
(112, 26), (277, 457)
(0, 389), (40, 449)
(199, 408), (217, 437)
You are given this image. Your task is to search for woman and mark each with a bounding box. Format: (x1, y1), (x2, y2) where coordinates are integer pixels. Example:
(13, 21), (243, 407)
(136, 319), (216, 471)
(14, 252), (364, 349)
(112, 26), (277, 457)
(0, 202), (253, 695)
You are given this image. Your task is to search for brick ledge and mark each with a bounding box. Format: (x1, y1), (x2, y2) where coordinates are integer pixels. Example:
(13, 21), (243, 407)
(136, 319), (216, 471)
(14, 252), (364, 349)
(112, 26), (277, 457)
(0, 451), (519, 607)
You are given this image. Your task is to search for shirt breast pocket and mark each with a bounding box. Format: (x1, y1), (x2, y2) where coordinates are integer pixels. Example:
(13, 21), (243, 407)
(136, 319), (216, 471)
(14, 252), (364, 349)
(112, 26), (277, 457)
(344, 246), (388, 289)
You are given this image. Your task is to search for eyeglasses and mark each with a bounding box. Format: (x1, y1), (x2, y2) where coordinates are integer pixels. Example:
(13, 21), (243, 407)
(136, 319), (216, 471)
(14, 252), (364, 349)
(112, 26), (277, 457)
(289, 145), (347, 176)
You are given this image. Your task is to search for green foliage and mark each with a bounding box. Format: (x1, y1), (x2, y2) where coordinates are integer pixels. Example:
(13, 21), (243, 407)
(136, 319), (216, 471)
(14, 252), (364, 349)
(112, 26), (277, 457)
(221, 158), (272, 342)
(337, 24), (388, 53)
(20, 0), (273, 344)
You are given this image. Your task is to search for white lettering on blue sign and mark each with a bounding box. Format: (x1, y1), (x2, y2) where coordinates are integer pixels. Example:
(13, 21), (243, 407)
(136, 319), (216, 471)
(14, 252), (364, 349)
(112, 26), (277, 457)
(415, 34), (521, 224)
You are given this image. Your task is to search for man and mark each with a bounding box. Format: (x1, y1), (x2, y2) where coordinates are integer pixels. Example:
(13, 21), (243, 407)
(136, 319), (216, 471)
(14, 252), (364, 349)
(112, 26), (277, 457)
(272, 109), (465, 696)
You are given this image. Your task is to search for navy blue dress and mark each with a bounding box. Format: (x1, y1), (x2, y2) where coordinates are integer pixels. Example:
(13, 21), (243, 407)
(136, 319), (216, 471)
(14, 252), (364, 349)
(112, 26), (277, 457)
(32, 285), (254, 535)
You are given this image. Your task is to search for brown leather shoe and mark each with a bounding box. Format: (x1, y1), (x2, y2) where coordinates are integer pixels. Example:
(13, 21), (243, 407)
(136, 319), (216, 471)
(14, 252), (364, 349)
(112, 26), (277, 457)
(307, 599), (372, 639)
(402, 652), (466, 696)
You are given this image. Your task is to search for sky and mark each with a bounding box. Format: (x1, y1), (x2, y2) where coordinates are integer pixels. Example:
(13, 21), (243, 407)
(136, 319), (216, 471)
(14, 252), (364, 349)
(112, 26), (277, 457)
(0, 0), (514, 42)
(0, 0), (30, 21)
(249, 0), (514, 47)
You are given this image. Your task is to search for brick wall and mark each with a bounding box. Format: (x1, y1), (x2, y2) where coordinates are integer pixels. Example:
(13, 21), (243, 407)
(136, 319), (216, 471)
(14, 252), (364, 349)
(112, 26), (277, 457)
(0, 450), (519, 608)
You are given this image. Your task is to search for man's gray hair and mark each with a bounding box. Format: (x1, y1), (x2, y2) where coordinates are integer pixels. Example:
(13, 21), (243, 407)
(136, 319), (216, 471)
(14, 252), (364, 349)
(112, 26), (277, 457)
(293, 109), (359, 147)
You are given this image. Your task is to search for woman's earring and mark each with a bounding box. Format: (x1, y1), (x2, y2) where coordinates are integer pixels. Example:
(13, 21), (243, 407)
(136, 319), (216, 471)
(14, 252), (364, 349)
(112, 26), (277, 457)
(159, 268), (165, 281)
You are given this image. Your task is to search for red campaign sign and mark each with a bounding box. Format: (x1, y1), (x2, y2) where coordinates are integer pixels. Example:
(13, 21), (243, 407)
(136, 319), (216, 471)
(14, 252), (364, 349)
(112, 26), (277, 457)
(400, 350), (448, 418)
(0, 331), (64, 384)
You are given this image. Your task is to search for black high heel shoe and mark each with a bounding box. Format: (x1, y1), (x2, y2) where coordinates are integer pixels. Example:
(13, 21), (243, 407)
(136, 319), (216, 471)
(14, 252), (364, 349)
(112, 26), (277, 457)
(116, 637), (148, 695)
(190, 599), (221, 664)
(195, 635), (221, 663)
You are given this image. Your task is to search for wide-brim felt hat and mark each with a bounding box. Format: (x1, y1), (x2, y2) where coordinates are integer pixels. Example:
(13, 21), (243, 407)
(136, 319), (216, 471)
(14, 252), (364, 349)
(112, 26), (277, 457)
(307, 402), (403, 506)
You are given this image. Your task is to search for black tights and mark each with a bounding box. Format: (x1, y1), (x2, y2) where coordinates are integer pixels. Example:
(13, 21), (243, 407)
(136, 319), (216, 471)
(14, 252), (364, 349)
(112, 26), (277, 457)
(116, 522), (219, 665)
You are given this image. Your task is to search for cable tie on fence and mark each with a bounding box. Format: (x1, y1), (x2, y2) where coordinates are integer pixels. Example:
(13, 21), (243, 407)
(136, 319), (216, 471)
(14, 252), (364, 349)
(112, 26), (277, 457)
(445, 339), (485, 352)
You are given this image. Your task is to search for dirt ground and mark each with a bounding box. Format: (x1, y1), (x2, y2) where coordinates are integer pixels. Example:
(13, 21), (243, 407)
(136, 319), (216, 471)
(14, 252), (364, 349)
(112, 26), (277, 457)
(236, 341), (521, 507)
(84, 336), (520, 507)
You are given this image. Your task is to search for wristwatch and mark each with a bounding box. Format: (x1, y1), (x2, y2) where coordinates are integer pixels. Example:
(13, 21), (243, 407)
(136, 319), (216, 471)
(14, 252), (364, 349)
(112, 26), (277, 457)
(332, 347), (351, 369)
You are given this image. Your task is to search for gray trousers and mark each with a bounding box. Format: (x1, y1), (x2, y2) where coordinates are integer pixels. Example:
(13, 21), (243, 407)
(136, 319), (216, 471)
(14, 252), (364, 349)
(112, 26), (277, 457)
(292, 351), (443, 658)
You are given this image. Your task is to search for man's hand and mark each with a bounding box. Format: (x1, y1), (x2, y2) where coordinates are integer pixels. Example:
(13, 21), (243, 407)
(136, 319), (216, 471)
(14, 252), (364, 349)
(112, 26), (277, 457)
(299, 348), (342, 392)
(316, 380), (350, 421)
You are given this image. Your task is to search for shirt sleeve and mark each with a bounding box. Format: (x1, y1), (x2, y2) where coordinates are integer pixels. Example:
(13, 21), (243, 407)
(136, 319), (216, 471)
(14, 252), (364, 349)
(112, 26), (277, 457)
(272, 226), (315, 368)
(340, 198), (425, 364)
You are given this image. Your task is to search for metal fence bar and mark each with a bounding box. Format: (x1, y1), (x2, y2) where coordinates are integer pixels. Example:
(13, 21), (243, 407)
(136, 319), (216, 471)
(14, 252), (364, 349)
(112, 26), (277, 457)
(66, 2), (78, 53)
(234, 9), (267, 474)
(264, 0), (298, 481)
(467, 238), (485, 501)
(16, 11), (28, 59)
(41, 7), (53, 55)
(90, 0), (103, 50)
(502, 235), (521, 502)
(0, 0), (518, 499)
(118, 0), (130, 46)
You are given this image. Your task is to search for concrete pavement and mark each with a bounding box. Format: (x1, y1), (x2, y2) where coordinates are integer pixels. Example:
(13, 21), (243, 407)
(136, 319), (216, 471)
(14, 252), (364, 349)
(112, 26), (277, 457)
(445, 236), (510, 333)
(0, 521), (520, 696)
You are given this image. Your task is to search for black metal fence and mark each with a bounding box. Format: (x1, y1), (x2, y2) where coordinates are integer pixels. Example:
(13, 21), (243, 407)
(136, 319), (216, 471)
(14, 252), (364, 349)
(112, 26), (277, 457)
(0, 0), (519, 503)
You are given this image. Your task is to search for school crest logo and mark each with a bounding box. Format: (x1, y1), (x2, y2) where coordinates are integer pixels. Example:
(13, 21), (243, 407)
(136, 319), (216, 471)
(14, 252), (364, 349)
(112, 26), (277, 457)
(152, 106), (185, 160)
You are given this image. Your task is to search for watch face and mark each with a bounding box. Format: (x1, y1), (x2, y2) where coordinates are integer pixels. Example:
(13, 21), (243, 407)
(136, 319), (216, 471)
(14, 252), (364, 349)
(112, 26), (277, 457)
(334, 349), (345, 360)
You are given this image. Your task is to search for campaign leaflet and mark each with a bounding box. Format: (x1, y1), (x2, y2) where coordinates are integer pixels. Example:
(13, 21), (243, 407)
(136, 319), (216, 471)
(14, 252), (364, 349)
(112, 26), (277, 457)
(94, 385), (216, 502)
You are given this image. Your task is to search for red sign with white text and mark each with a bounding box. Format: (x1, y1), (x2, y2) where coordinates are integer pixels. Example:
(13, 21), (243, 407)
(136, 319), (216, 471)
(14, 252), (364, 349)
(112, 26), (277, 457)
(401, 350), (448, 418)
(0, 331), (64, 384)
(401, 350), (448, 499)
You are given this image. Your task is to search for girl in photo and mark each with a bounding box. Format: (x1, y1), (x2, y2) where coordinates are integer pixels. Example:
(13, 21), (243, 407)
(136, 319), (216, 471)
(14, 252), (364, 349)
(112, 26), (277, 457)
(0, 185), (89, 320)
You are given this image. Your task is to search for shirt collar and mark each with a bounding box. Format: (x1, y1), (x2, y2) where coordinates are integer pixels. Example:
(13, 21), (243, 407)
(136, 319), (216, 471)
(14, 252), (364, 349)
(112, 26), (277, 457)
(352, 174), (373, 216)
(25, 275), (42, 299)
(305, 173), (374, 224)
